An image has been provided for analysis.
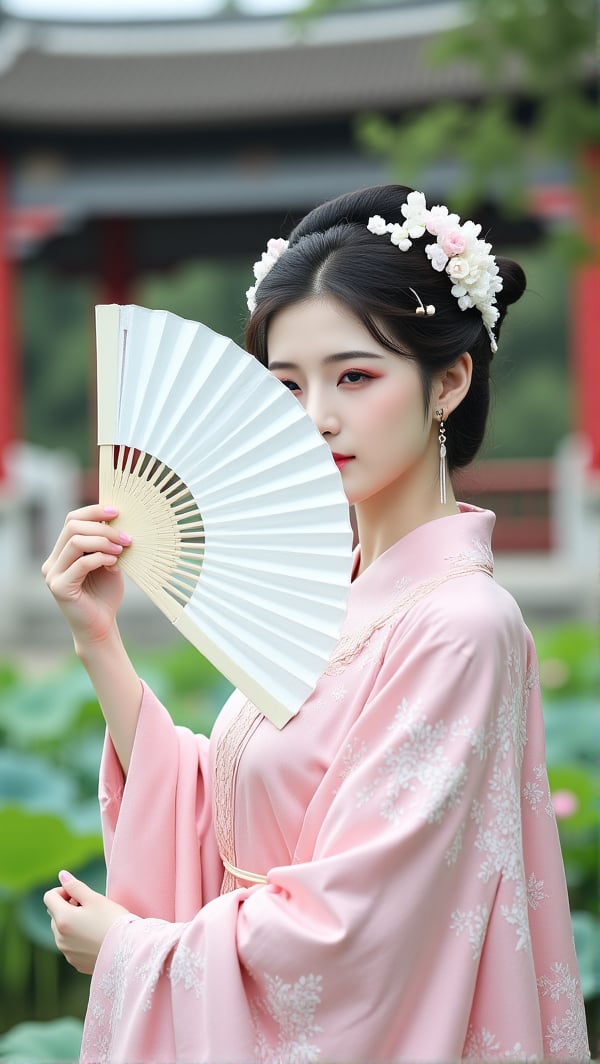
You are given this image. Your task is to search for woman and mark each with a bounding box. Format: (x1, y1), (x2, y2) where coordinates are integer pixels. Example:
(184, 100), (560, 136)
(43, 185), (589, 1062)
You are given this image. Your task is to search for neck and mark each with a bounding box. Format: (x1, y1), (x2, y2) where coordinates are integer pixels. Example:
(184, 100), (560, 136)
(354, 461), (460, 575)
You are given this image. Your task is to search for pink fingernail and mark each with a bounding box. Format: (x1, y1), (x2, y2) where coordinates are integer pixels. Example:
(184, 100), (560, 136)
(119, 532), (132, 545)
(58, 870), (73, 884)
(103, 507), (118, 516)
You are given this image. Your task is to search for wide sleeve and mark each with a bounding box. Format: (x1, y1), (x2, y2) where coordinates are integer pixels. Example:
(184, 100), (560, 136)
(82, 589), (588, 1063)
(98, 681), (224, 920)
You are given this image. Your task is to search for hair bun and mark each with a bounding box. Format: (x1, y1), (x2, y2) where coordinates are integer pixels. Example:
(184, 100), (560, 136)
(496, 257), (527, 309)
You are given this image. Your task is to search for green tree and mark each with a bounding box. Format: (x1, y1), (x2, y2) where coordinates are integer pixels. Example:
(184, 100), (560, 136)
(355, 0), (599, 216)
(20, 266), (94, 464)
(347, 0), (598, 460)
(21, 259), (249, 466)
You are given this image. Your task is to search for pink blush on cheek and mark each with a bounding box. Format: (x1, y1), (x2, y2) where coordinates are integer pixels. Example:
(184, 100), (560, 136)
(354, 382), (429, 476)
(360, 385), (422, 428)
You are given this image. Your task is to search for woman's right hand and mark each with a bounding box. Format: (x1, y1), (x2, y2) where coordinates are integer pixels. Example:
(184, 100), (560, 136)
(42, 504), (132, 649)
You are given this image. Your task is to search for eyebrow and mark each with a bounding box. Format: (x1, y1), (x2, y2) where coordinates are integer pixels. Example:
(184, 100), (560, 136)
(268, 351), (385, 371)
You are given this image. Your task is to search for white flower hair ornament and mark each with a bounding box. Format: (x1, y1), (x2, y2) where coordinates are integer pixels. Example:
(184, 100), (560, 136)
(367, 191), (503, 352)
(246, 237), (289, 313)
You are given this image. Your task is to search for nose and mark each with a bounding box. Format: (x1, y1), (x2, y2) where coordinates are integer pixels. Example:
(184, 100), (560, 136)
(304, 389), (340, 437)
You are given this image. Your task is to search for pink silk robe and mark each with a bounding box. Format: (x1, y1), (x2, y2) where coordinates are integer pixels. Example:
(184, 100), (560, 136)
(82, 505), (590, 1063)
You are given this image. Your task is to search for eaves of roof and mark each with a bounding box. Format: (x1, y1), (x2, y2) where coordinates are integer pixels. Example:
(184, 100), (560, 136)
(0, 2), (504, 127)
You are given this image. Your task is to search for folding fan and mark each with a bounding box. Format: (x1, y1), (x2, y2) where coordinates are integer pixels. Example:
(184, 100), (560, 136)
(96, 304), (353, 729)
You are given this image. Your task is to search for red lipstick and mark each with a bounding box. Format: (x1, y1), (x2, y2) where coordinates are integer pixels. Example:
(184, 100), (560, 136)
(332, 453), (354, 470)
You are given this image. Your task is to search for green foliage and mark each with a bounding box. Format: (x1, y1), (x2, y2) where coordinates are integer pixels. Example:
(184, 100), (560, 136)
(544, 700), (600, 766)
(0, 667), (97, 748)
(20, 266), (94, 464)
(137, 258), (250, 346)
(430, 0), (594, 96)
(130, 640), (232, 733)
(356, 0), (599, 215)
(534, 623), (599, 699)
(0, 1018), (84, 1062)
(481, 241), (570, 459)
(356, 103), (466, 184)
(0, 808), (100, 895)
(572, 911), (600, 1002)
(290, 0), (368, 30)
(21, 257), (251, 468)
(532, 622), (600, 1011)
(0, 647), (224, 1039)
(357, 100), (527, 214)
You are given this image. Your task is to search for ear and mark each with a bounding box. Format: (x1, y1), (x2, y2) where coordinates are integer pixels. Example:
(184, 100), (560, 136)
(432, 353), (472, 417)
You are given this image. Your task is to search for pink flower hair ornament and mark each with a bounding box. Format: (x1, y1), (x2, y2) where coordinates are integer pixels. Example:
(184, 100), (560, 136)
(245, 192), (502, 353)
(367, 191), (503, 352)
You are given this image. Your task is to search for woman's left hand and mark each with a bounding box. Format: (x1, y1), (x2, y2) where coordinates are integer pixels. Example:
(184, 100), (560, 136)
(44, 870), (130, 974)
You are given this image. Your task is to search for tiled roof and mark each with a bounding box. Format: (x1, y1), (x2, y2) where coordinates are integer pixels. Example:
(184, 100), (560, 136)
(0, 2), (497, 126)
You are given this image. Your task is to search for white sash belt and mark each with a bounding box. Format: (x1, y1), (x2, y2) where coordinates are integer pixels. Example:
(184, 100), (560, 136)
(223, 857), (269, 885)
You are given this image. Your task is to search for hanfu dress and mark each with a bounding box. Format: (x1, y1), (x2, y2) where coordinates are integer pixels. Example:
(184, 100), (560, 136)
(81, 505), (590, 1063)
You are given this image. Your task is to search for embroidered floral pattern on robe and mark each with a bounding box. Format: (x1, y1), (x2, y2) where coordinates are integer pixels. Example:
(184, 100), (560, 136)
(84, 934), (135, 1063)
(463, 1024), (534, 1061)
(254, 972), (324, 1064)
(538, 962), (590, 1060)
(80, 505), (589, 1063)
(356, 696), (468, 824)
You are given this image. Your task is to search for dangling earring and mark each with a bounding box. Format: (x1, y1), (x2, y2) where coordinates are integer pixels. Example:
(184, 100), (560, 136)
(435, 408), (447, 505)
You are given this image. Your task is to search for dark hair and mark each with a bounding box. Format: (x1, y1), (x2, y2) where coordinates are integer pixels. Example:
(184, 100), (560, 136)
(245, 185), (526, 471)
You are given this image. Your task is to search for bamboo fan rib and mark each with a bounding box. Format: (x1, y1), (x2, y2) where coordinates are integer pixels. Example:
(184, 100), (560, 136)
(96, 304), (353, 728)
(98, 446), (205, 607)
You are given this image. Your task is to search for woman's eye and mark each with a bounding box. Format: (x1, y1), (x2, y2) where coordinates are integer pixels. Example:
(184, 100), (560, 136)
(281, 379), (300, 392)
(340, 370), (372, 385)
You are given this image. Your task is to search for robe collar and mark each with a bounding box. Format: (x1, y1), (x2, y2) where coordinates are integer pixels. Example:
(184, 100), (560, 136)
(348, 503), (496, 619)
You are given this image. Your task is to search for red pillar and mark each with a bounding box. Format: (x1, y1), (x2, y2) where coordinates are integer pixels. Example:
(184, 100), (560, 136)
(573, 146), (600, 472)
(0, 157), (19, 483)
(100, 216), (134, 306)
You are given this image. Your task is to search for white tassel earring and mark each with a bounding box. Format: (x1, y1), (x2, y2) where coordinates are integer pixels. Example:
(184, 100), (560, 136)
(435, 408), (447, 505)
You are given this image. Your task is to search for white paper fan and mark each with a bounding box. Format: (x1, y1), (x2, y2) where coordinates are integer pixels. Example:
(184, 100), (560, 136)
(95, 304), (353, 728)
